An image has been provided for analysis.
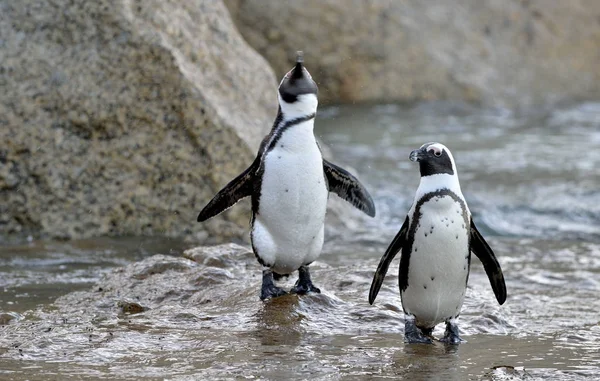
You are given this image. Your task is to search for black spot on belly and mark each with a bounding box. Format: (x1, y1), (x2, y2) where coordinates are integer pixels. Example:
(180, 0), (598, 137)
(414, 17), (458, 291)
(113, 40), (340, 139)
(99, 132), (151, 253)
(423, 285), (427, 289)
(285, 189), (289, 192)
(456, 234), (459, 239)
(401, 189), (469, 294)
(278, 156), (281, 159)
(431, 276), (435, 281)
(281, 144), (284, 148)
(414, 248), (418, 252)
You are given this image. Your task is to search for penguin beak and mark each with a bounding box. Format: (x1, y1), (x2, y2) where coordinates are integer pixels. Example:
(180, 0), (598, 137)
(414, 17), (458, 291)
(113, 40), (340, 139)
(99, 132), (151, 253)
(291, 51), (305, 81)
(278, 51), (318, 101)
(409, 148), (425, 162)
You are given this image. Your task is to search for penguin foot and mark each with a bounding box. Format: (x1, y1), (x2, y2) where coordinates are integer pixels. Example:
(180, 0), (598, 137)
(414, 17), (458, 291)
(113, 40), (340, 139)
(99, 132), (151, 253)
(290, 265), (321, 295)
(260, 268), (288, 300)
(405, 330), (434, 344)
(260, 284), (288, 300)
(440, 318), (463, 345)
(404, 315), (434, 344)
(290, 282), (321, 295)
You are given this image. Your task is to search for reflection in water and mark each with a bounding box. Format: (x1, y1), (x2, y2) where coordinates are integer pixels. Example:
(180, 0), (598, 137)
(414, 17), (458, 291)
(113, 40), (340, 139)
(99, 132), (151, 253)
(392, 343), (460, 381)
(254, 295), (304, 346)
(1, 102), (600, 379)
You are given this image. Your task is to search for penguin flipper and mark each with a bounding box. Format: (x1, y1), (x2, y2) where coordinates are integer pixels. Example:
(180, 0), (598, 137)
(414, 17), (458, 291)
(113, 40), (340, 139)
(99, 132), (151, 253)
(323, 159), (376, 217)
(470, 220), (507, 305)
(197, 158), (258, 222)
(369, 216), (409, 304)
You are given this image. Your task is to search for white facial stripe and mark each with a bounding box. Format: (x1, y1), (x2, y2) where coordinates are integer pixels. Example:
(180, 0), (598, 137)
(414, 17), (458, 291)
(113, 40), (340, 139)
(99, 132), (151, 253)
(411, 142), (468, 214)
(303, 67), (312, 79)
(278, 93), (318, 120)
(421, 142), (458, 175)
(279, 68), (292, 86)
(422, 142), (444, 154)
(427, 145), (443, 156)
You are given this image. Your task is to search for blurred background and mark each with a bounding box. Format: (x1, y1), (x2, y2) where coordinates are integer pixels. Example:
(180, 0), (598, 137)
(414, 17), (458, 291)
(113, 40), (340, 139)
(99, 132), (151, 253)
(1, 1), (599, 379)
(1, 0), (599, 242)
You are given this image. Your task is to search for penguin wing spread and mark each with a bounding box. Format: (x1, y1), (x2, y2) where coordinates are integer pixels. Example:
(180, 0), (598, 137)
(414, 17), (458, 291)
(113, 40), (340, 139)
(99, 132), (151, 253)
(470, 220), (507, 305)
(369, 216), (409, 304)
(323, 159), (376, 217)
(196, 158), (258, 222)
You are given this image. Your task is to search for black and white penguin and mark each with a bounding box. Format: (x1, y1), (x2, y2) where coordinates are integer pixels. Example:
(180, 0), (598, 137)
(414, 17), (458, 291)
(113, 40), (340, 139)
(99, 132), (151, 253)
(369, 142), (506, 344)
(198, 52), (376, 300)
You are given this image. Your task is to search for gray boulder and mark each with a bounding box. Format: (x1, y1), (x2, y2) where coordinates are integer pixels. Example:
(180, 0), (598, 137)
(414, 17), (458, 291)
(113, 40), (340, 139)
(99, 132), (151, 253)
(0, 0), (277, 240)
(225, 0), (600, 108)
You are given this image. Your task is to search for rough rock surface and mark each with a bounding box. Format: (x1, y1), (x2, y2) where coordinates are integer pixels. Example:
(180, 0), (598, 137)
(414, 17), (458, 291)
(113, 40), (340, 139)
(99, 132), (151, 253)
(225, 0), (600, 108)
(0, 0), (277, 240)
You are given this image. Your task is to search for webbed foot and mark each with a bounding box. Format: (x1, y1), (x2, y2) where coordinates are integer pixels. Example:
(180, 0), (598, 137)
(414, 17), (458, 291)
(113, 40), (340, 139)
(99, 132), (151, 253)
(290, 265), (321, 295)
(404, 315), (434, 344)
(260, 269), (288, 300)
(439, 318), (463, 345)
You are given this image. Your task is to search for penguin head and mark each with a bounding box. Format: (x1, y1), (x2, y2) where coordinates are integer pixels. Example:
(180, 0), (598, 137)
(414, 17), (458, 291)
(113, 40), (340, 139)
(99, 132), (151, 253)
(410, 142), (457, 177)
(278, 51), (318, 118)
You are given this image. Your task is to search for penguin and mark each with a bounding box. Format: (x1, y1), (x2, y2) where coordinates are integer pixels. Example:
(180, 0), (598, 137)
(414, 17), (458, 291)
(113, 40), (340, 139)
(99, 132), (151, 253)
(197, 51), (376, 300)
(368, 142), (506, 344)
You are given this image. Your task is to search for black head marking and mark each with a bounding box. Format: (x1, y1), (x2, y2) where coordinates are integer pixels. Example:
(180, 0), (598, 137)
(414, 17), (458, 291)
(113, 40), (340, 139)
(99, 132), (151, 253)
(278, 51), (318, 103)
(409, 142), (454, 177)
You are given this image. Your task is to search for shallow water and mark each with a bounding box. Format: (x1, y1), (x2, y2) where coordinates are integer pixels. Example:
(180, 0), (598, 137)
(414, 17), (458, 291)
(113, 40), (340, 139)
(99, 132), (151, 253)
(1, 102), (600, 380)
(0, 237), (188, 313)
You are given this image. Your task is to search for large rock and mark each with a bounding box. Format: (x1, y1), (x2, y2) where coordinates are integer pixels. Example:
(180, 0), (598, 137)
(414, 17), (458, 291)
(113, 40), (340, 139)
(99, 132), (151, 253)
(0, 0), (278, 240)
(225, 0), (600, 108)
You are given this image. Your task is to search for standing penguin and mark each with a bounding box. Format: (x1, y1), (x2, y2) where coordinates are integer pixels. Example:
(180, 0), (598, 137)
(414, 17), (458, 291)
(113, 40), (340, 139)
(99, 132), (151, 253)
(369, 142), (506, 344)
(198, 52), (376, 300)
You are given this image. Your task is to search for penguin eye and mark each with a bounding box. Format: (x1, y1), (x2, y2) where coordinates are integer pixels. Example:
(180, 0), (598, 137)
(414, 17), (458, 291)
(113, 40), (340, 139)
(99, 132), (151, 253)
(428, 147), (443, 157)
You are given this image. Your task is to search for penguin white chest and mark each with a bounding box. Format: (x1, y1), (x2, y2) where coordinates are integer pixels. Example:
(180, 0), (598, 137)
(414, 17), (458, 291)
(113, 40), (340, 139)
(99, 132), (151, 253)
(402, 195), (470, 328)
(252, 123), (328, 274)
